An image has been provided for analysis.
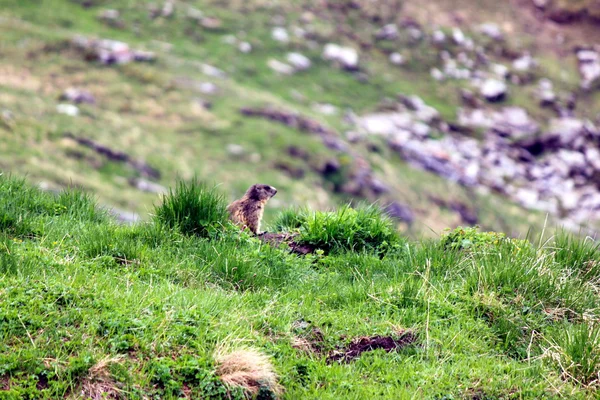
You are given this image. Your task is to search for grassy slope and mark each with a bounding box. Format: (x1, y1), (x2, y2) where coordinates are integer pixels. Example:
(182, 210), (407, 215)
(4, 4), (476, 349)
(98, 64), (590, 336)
(0, 0), (571, 238)
(1, 175), (600, 399)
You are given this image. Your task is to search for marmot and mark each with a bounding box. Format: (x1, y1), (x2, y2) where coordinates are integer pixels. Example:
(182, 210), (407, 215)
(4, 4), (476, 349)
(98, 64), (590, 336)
(227, 184), (277, 235)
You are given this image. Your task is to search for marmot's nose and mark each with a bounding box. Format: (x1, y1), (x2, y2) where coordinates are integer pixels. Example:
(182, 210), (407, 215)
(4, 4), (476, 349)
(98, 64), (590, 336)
(271, 186), (277, 195)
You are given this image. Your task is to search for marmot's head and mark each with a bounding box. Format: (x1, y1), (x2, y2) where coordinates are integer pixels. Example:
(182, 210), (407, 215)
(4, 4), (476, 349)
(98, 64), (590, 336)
(246, 184), (277, 202)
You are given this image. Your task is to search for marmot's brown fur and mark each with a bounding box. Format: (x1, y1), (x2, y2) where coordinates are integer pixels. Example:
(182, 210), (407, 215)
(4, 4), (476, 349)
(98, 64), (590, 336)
(227, 184), (277, 235)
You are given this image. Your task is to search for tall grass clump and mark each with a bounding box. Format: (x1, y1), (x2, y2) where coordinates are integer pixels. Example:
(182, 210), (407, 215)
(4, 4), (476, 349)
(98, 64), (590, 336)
(154, 180), (229, 237)
(295, 204), (401, 255)
(552, 232), (600, 281)
(545, 322), (600, 387)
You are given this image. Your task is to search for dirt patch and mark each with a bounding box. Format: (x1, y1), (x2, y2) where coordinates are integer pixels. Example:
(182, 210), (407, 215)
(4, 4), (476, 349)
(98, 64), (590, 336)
(291, 324), (326, 355)
(326, 331), (417, 364)
(1, 375), (10, 391)
(259, 232), (316, 255)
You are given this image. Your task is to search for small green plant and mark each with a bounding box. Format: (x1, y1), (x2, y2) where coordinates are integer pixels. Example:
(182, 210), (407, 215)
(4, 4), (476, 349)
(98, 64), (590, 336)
(296, 204), (401, 255)
(154, 180), (229, 237)
(441, 226), (505, 251)
(552, 232), (600, 280)
(441, 226), (530, 252)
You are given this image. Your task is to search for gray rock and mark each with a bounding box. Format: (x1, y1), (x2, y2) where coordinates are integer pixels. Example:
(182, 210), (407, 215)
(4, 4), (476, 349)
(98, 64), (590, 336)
(513, 53), (535, 72)
(375, 24), (399, 41)
(56, 104), (79, 117)
(389, 52), (404, 66)
(430, 68), (444, 81)
(271, 27), (289, 43)
(479, 23), (503, 41)
(312, 103), (338, 115)
(198, 82), (218, 94)
(238, 41), (252, 53)
(480, 79), (507, 102)
(323, 43), (359, 70)
(130, 178), (167, 194)
(286, 52), (311, 71)
(61, 88), (95, 104)
(492, 107), (539, 139)
(226, 143), (245, 156)
(432, 30), (446, 44)
(201, 63), (227, 78)
(267, 59), (294, 75)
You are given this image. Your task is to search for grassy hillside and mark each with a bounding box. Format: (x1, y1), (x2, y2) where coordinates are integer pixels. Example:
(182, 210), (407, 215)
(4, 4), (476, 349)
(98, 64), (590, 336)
(2, 0), (587, 238)
(1, 175), (599, 399)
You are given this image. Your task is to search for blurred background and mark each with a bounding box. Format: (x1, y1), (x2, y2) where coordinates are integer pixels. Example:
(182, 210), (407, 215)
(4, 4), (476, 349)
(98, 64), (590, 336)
(1, 0), (599, 238)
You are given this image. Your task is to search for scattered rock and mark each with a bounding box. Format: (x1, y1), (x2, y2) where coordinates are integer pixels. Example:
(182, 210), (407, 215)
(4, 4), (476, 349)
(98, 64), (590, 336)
(98, 9), (124, 28)
(513, 53), (536, 72)
(312, 103), (338, 115)
(129, 178), (167, 194)
(384, 202), (414, 224)
(268, 59), (295, 75)
(200, 63), (227, 79)
(389, 52), (404, 66)
(323, 43), (359, 71)
(286, 52), (311, 71)
(431, 30), (446, 44)
(271, 27), (289, 43)
(375, 24), (399, 41)
(577, 49), (600, 89)
(71, 36), (155, 65)
(537, 79), (556, 106)
(238, 41), (252, 53)
(200, 17), (222, 30)
(226, 144), (244, 156)
(197, 82), (218, 95)
(56, 104), (79, 116)
(480, 79), (507, 102)
(60, 88), (95, 105)
(110, 208), (140, 225)
(479, 23), (503, 41)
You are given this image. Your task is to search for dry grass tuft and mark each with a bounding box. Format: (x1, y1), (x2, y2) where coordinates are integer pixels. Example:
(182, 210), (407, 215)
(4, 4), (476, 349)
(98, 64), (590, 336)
(78, 356), (124, 400)
(214, 347), (282, 397)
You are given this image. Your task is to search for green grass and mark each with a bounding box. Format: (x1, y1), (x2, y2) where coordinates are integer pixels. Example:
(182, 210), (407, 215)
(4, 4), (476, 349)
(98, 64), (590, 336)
(1, 175), (599, 398)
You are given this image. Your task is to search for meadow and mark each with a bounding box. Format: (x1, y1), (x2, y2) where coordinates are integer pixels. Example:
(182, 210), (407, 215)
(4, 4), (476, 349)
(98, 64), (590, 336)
(1, 174), (599, 399)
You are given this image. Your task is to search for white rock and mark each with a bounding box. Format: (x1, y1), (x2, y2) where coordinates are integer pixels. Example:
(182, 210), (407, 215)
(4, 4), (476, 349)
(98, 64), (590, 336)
(513, 53), (535, 72)
(271, 27), (289, 43)
(198, 82), (218, 94)
(226, 143), (244, 156)
(452, 28), (466, 45)
(323, 43), (359, 70)
(389, 52), (404, 65)
(430, 68), (444, 81)
(480, 79), (507, 102)
(491, 63), (509, 78)
(577, 50), (599, 63)
(516, 188), (539, 208)
(479, 23), (503, 40)
(286, 52), (311, 71)
(267, 59), (294, 75)
(312, 103), (338, 115)
(201, 63), (226, 78)
(56, 104), (79, 116)
(432, 30), (446, 44)
(375, 24), (399, 40)
(238, 42), (252, 53)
